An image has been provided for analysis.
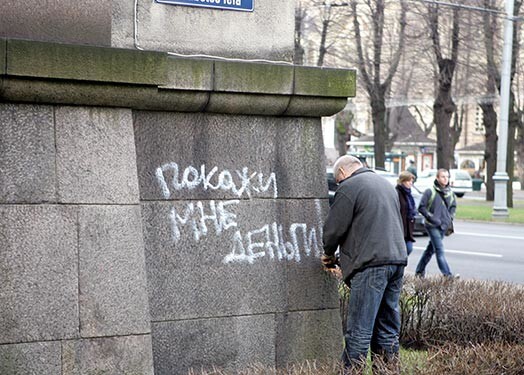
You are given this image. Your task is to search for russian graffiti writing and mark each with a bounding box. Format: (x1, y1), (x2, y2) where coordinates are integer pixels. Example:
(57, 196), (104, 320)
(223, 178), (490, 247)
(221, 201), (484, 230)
(157, 162), (323, 265)
(223, 220), (322, 264)
(169, 200), (239, 242)
(156, 162), (278, 199)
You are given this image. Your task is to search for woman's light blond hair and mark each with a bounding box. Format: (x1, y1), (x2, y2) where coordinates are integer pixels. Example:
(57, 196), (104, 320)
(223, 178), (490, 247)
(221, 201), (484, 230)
(398, 170), (415, 184)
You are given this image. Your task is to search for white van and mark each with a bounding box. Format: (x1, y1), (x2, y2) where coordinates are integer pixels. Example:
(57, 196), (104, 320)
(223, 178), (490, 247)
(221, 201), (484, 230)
(414, 169), (473, 197)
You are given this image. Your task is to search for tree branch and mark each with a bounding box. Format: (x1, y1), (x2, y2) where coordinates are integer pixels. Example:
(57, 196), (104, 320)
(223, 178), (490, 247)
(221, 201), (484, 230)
(428, 5), (442, 62)
(351, 0), (373, 93)
(383, 0), (407, 90)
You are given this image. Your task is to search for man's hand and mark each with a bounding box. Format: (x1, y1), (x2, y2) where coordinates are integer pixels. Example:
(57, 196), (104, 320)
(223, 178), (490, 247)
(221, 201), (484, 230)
(321, 254), (338, 268)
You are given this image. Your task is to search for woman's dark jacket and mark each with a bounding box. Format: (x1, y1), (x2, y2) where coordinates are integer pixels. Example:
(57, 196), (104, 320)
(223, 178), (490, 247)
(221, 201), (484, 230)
(418, 180), (456, 231)
(323, 168), (408, 283)
(396, 184), (416, 242)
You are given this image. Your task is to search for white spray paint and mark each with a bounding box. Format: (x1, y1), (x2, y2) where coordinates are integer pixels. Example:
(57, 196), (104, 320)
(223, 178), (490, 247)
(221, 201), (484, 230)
(169, 199), (239, 242)
(222, 220), (322, 265)
(157, 161), (325, 266)
(156, 162), (278, 199)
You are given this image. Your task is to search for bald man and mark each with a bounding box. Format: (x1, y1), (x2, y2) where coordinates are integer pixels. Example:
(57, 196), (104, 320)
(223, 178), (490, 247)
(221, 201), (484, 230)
(322, 155), (407, 372)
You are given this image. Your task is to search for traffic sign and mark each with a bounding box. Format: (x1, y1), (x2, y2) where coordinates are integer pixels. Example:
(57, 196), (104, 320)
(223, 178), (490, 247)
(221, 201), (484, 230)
(156, 0), (254, 12)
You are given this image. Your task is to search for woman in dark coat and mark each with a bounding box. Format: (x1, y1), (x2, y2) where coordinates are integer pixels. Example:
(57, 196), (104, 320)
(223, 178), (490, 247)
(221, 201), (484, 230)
(396, 171), (416, 255)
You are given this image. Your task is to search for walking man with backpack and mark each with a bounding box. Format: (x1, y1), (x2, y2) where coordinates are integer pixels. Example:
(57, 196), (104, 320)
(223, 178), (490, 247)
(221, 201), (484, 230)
(415, 168), (457, 278)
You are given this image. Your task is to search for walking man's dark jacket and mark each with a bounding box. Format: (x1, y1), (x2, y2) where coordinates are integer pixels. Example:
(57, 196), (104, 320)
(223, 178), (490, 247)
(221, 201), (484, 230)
(418, 180), (456, 232)
(323, 168), (408, 283)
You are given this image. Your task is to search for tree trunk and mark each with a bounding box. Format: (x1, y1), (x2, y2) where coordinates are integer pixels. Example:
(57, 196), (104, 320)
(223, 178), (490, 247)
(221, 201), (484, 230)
(293, 5), (305, 65)
(351, 0), (406, 170)
(503, 0), (524, 207)
(335, 130), (347, 157)
(335, 111), (354, 157)
(434, 60), (457, 169)
(480, 102), (497, 201)
(507, 120), (516, 208)
(507, 90), (519, 208)
(428, 4), (460, 171)
(482, 0), (500, 201)
(517, 123), (524, 190)
(317, 18), (329, 67)
(371, 91), (387, 168)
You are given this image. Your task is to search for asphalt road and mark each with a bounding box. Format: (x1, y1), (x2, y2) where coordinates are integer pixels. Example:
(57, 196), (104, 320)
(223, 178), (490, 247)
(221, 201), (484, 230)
(406, 220), (524, 285)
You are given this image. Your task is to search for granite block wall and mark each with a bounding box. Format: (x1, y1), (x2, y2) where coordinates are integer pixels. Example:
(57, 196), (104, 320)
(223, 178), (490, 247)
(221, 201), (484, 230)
(0, 0), (112, 46)
(0, 40), (354, 374)
(1, 101), (343, 374)
(134, 111), (342, 373)
(0, 0), (294, 61)
(0, 103), (154, 374)
(114, 0), (295, 61)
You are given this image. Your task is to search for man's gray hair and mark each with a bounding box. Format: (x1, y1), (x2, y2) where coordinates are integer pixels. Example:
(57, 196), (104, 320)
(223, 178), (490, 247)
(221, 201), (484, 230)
(333, 155), (363, 177)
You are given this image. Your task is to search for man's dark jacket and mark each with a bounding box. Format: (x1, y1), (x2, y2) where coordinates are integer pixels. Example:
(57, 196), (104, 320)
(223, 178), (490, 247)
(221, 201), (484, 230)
(323, 168), (408, 283)
(418, 180), (456, 232)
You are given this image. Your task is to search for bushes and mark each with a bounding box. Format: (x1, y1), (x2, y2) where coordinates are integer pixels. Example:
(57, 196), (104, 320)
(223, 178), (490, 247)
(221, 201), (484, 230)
(400, 275), (524, 348)
(191, 276), (524, 374)
(413, 343), (524, 375)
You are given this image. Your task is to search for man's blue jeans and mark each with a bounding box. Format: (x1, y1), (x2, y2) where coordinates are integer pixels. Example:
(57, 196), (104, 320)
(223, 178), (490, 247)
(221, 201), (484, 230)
(415, 226), (452, 277)
(405, 241), (413, 256)
(342, 265), (404, 369)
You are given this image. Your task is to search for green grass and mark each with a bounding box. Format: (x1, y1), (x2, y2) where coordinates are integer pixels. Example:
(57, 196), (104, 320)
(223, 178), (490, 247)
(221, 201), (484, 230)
(455, 199), (524, 223)
(400, 348), (428, 373)
(360, 348), (427, 374)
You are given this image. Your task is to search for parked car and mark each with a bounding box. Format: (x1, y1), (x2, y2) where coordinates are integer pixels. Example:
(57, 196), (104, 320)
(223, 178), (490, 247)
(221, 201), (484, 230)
(326, 167), (427, 235)
(414, 168), (473, 197)
(373, 168), (399, 186)
(326, 167), (336, 206)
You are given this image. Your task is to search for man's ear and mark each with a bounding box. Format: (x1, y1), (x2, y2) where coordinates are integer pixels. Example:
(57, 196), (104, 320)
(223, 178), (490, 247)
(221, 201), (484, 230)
(337, 167), (347, 182)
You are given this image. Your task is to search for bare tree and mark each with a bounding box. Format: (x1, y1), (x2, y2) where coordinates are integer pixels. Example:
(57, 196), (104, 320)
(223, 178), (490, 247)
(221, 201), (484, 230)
(317, 3), (333, 66)
(294, 1), (307, 65)
(517, 63), (524, 190)
(425, 3), (461, 169)
(511, 3), (524, 194)
(483, 0), (522, 206)
(504, 0), (522, 207)
(334, 110), (355, 156)
(480, 0), (500, 201)
(351, 0), (407, 168)
(294, 0), (352, 67)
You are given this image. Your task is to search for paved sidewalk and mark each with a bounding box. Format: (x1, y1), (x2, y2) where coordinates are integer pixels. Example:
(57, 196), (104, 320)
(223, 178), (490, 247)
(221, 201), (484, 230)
(463, 181), (524, 201)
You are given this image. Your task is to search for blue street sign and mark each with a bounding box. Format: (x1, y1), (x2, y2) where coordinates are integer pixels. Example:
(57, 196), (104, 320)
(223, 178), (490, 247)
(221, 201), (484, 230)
(156, 0), (254, 12)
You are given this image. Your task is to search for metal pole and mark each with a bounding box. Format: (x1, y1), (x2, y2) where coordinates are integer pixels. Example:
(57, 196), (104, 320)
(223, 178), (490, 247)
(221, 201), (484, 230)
(492, 0), (514, 218)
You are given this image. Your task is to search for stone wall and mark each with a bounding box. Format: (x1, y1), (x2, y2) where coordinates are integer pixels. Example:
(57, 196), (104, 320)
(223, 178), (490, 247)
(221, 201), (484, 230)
(0, 0), (294, 61)
(0, 103), (154, 374)
(0, 39), (356, 374)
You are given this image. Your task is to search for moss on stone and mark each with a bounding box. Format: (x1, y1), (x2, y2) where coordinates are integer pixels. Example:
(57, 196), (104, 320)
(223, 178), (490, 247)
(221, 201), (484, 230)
(0, 39), (6, 75)
(6, 39), (167, 85)
(163, 57), (213, 90)
(214, 61), (294, 94)
(1, 39), (356, 117)
(294, 66), (356, 98)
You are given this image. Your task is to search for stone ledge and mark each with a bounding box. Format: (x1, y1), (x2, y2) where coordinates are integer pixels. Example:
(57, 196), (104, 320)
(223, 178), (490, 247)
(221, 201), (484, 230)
(294, 65), (357, 97)
(161, 57), (213, 91)
(214, 60), (294, 94)
(0, 38), (356, 117)
(6, 39), (166, 85)
(0, 39), (6, 75)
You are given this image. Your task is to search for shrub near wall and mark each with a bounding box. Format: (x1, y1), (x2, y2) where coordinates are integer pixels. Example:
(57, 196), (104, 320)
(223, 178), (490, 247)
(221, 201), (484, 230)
(187, 275), (524, 374)
(414, 342), (524, 375)
(400, 276), (524, 348)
